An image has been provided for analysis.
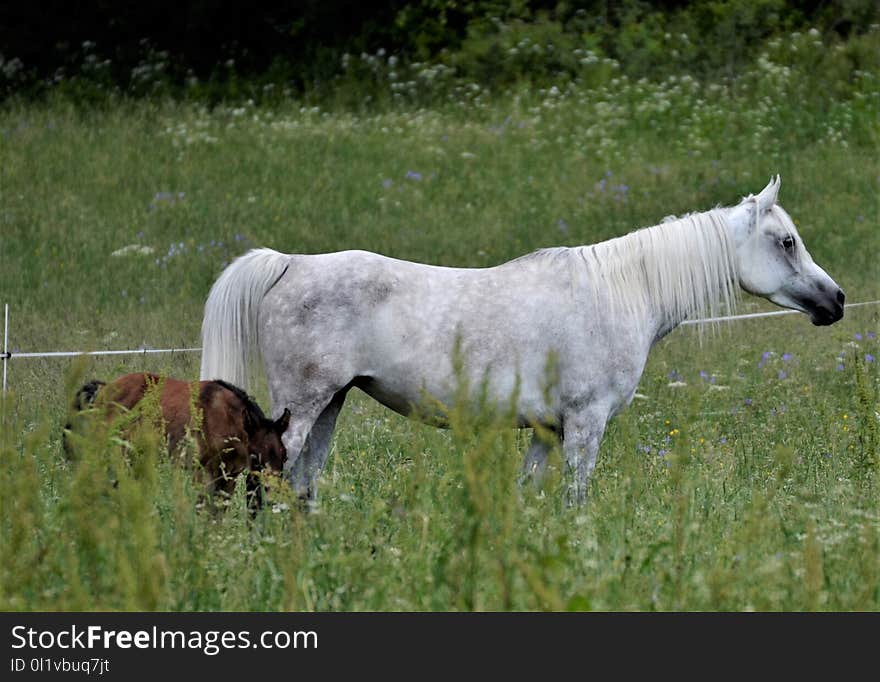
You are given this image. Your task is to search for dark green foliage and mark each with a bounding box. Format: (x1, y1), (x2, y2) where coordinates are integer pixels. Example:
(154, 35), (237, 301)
(1, 1), (878, 102)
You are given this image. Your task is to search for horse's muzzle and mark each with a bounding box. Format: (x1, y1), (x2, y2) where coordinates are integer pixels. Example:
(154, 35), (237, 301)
(807, 288), (845, 326)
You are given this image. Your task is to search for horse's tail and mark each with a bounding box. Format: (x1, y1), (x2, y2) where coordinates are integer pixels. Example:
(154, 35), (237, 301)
(199, 248), (290, 388)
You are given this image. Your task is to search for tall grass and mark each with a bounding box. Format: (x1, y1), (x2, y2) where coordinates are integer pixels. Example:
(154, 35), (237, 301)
(0, 35), (877, 610)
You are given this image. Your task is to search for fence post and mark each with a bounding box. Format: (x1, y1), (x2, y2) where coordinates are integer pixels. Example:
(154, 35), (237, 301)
(2, 303), (8, 398)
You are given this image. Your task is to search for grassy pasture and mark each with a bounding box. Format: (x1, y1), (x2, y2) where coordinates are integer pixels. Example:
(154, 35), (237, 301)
(0, 58), (878, 610)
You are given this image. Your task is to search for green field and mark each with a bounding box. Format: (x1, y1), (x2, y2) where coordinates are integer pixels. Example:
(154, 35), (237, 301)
(1, 40), (878, 610)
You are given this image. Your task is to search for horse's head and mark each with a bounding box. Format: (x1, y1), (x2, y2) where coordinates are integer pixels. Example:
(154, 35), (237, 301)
(728, 176), (844, 326)
(246, 407), (290, 476)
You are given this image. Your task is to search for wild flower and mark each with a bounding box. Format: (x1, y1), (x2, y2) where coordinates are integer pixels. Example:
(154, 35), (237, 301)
(866, 354), (875, 363)
(405, 170), (422, 181)
(149, 191), (185, 210)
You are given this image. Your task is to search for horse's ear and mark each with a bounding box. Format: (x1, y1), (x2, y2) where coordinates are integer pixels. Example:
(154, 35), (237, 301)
(756, 175), (781, 213)
(275, 408), (291, 434)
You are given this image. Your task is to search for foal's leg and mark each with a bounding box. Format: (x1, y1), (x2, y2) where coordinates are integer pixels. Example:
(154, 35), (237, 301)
(288, 390), (347, 506)
(561, 408), (609, 506)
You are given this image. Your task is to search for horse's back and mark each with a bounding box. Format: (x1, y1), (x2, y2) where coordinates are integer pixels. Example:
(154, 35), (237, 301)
(259, 248), (591, 420)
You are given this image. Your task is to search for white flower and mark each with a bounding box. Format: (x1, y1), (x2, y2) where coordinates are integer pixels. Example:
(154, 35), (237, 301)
(111, 244), (154, 257)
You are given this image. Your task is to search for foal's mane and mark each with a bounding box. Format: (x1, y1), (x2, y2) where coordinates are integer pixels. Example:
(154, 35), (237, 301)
(213, 379), (269, 422)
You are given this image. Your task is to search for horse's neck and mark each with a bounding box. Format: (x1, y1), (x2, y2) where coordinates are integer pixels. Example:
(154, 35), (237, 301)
(583, 208), (740, 345)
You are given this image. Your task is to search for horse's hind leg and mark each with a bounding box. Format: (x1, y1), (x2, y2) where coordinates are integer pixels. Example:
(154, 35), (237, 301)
(289, 390), (347, 507)
(519, 428), (558, 488)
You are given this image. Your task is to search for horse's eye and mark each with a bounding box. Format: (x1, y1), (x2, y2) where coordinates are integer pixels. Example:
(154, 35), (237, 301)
(780, 237), (795, 251)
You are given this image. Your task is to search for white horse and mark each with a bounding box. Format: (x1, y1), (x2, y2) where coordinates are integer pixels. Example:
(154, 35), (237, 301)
(200, 177), (844, 504)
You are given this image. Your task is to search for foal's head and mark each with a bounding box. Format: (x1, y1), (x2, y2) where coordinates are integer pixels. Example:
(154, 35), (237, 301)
(244, 406), (291, 476)
(729, 176), (845, 326)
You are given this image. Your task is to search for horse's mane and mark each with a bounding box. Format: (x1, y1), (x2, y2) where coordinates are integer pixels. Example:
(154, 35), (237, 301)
(514, 208), (739, 326)
(213, 379), (270, 422)
(578, 208), (740, 325)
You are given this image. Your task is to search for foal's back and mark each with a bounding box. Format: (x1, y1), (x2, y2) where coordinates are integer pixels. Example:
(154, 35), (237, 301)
(101, 373), (249, 465)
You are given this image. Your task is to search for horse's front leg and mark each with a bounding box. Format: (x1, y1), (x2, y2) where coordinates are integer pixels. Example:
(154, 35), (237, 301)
(561, 408), (608, 506)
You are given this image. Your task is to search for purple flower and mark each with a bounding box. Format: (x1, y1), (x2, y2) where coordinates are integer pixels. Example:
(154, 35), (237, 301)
(405, 170), (422, 181)
(836, 364), (845, 371)
(657, 449), (667, 457)
(668, 370), (683, 380)
(777, 370), (787, 380)
(854, 333), (863, 341)
(823, 452), (832, 459)
(782, 353), (793, 362)
(866, 354), (875, 363)
(382, 178), (393, 189)
(719, 437), (727, 444)
(744, 398), (753, 406)
(868, 332), (876, 340)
